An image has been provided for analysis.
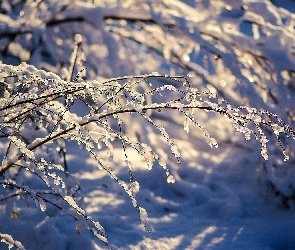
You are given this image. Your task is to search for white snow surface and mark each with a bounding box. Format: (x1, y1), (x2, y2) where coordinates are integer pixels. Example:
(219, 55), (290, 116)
(2, 138), (295, 249)
(1, 0), (295, 249)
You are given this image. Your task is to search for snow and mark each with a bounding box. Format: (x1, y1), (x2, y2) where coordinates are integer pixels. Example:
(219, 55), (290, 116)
(1, 0), (295, 249)
(3, 134), (295, 249)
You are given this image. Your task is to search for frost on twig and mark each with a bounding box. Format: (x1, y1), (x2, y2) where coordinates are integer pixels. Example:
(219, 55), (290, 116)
(0, 233), (25, 250)
(0, 61), (294, 245)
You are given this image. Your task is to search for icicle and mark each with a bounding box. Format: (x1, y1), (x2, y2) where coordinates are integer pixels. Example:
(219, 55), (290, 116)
(259, 132), (269, 160)
(183, 117), (190, 133)
(261, 146), (268, 160)
(74, 34), (82, 44)
(209, 138), (219, 148)
(93, 221), (105, 235)
(158, 158), (167, 169)
(76, 221), (86, 234)
(129, 181), (140, 196)
(64, 196), (85, 216)
(38, 199), (46, 212)
(284, 154), (289, 161)
(167, 175), (175, 184)
(139, 207), (152, 233)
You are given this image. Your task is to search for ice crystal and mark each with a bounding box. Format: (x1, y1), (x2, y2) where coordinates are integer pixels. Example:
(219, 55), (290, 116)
(271, 124), (284, 136)
(253, 115), (262, 125)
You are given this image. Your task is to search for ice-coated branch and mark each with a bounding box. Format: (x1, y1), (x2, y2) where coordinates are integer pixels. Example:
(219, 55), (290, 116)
(1, 22), (295, 243)
(0, 232), (25, 250)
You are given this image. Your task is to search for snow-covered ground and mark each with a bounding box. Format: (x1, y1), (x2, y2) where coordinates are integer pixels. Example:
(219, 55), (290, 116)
(1, 0), (295, 249)
(2, 125), (295, 249)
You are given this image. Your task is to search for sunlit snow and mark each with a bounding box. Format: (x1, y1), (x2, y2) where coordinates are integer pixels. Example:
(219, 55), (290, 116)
(1, 0), (295, 249)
